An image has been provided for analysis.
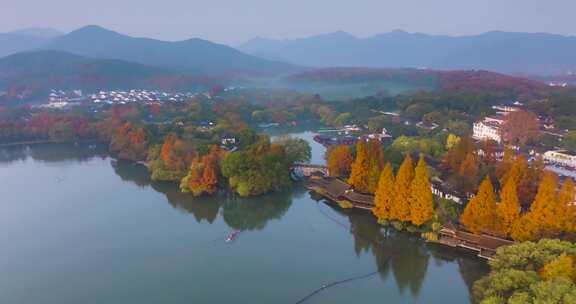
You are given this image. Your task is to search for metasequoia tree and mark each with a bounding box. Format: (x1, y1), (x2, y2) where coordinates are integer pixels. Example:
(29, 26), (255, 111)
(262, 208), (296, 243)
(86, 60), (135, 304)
(392, 155), (414, 222)
(372, 163), (395, 222)
(460, 177), (497, 234)
(409, 156), (433, 226)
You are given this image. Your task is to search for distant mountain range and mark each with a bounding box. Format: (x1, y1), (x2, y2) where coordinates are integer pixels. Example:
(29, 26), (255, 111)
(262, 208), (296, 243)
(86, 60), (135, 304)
(0, 25), (297, 76)
(239, 30), (576, 75)
(0, 50), (221, 101)
(9, 27), (63, 38)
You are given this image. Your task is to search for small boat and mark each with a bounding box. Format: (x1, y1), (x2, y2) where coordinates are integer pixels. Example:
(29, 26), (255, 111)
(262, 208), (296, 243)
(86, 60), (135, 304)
(225, 230), (241, 243)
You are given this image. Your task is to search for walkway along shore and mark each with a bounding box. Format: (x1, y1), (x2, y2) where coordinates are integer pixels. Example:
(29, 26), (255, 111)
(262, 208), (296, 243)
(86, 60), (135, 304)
(306, 176), (513, 260)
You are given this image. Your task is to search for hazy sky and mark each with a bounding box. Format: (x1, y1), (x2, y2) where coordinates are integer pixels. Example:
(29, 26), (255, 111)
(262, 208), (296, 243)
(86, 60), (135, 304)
(2, 0), (575, 45)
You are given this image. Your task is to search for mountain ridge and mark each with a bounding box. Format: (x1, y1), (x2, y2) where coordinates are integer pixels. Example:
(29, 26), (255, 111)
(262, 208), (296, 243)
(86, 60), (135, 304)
(43, 25), (298, 75)
(238, 30), (576, 74)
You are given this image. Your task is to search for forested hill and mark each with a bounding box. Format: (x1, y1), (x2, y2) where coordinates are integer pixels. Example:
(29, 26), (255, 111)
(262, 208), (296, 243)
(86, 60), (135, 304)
(43, 25), (298, 75)
(281, 67), (548, 100)
(0, 50), (221, 101)
(239, 30), (576, 75)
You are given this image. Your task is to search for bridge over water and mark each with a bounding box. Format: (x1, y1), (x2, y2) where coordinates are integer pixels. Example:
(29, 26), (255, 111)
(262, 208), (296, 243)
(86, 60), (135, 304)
(291, 164), (328, 178)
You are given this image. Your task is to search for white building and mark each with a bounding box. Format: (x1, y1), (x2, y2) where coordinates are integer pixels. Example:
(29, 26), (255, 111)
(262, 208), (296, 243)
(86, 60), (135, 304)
(473, 120), (502, 143)
(543, 150), (576, 168)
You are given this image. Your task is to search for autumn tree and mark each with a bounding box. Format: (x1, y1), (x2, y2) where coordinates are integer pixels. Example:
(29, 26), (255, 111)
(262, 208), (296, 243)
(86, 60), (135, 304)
(499, 154), (543, 207)
(502, 110), (540, 147)
(495, 147), (515, 180)
(558, 178), (576, 233)
(460, 177), (497, 234)
(445, 133), (460, 150)
(181, 146), (222, 196)
(373, 163), (395, 222)
(524, 172), (560, 239)
(409, 156), (433, 226)
(442, 136), (475, 172)
(496, 176), (521, 237)
(366, 139), (385, 193)
(392, 155), (414, 222)
(326, 145), (353, 177)
(348, 140), (370, 193)
(457, 152), (479, 194)
(200, 153), (219, 195)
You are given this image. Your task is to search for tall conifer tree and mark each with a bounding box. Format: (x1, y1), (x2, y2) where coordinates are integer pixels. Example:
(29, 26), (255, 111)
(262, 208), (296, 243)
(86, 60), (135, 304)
(558, 178), (575, 233)
(409, 156), (433, 226)
(366, 139), (385, 193)
(460, 177), (497, 234)
(392, 155), (414, 222)
(373, 163), (395, 222)
(496, 176), (520, 236)
(526, 171), (559, 238)
(348, 140), (370, 193)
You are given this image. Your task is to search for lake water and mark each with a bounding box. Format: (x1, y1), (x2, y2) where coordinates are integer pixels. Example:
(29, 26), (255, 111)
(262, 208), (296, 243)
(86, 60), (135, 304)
(0, 133), (487, 304)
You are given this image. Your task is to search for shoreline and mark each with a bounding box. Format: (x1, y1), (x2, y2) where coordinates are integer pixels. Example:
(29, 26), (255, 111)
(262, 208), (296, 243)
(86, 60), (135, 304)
(0, 139), (107, 148)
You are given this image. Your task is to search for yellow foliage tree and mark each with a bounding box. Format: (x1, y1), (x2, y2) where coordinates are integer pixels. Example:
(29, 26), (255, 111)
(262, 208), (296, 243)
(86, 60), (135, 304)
(445, 134), (461, 150)
(540, 254), (576, 281)
(526, 171), (560, 239)
(496, 176), (521, 237)
(366, 139), (385, 193)
(348, 140), (370, 193)
(460, 177), (497, 234)
(558, 178), (576, 233)
(510, 214), (538, 241)
(372, 163), (395, 222)
(409, 156), (434, 226)
(392, 155), (414, 222)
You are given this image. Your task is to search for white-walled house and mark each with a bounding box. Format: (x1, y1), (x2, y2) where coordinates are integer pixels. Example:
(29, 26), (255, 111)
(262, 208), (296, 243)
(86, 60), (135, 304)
(473, 120), (502, 143)
(543, 150), (576, 168)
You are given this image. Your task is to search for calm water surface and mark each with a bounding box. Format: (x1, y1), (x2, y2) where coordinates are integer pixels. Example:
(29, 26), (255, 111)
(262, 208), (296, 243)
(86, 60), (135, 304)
(0, 132), (487, 304)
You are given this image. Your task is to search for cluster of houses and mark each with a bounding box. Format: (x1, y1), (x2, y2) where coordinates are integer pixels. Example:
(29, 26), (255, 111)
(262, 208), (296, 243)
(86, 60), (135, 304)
(472, 102), (524, 144)
(471, 101), (576, 178)
(89, 90), (199, 104)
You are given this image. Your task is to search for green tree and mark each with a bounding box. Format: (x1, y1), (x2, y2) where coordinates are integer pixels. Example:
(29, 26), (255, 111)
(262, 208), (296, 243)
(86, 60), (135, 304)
(274, 135), (311, 164)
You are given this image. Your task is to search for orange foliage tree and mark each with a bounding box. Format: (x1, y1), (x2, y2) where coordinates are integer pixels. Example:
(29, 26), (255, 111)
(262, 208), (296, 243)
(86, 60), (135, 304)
(460, 177), (497, 234)
(409, 156), (433, 226)
(496, 176), (521, 237)
(348, 140), (370, 192)
(512, 172), (559, 241)
(392, 155), (414, 222)
(366, 139), (385, 193)
(181, 146), (223, 196)
(501, 110), (540, 147)
(372, 163), (395, 222)
(326, 145), (353, 177)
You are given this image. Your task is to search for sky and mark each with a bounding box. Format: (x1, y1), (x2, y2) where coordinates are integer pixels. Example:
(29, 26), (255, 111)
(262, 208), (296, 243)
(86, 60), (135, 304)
(2, 0), (576, 45)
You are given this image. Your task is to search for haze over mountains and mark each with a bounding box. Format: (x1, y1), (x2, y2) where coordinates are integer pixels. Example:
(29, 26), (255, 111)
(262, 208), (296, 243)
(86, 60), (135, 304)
(239, 30), (576, 75)
(0, 50), (214, 97)
(1, 25), (576, 103)
(0, 25), (297, 76)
